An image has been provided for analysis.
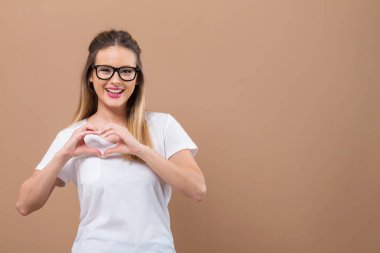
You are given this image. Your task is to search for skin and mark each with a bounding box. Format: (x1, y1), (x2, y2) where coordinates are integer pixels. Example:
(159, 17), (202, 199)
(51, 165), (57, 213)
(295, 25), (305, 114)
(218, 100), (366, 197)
(16, 46), (206, 216)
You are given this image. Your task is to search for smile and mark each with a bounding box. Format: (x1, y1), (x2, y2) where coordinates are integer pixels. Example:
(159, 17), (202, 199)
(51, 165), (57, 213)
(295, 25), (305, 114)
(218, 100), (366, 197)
(105, 88), (124, 94)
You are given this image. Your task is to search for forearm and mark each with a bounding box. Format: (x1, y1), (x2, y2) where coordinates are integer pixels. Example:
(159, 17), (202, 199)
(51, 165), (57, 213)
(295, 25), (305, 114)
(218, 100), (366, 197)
(136, 146), (206, 201)
(16, 151), (71, 215)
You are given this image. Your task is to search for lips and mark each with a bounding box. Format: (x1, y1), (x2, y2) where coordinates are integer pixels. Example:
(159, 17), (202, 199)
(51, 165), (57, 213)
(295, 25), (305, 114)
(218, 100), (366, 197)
(105, 88), (124, 94)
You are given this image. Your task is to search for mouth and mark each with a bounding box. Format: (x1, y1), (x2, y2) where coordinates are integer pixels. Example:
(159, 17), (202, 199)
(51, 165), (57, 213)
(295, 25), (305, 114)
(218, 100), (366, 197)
(105, 88), (124, 94)
(105, 88), (125, 98)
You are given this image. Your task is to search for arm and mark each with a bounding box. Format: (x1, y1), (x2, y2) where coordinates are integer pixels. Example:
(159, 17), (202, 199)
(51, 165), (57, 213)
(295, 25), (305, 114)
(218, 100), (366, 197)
(136, 147), (207, 202)
(16, 124), (101, 216)
(16, 151), (70, 216)
(99, 119), (207, 202)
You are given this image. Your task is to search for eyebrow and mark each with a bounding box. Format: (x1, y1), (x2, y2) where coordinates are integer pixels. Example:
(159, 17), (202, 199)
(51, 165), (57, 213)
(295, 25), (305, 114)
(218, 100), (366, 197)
(95, 64), (136, 68)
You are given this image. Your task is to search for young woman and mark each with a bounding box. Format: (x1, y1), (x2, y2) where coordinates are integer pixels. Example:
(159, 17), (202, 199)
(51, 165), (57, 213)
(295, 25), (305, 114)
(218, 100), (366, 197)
(16, 30), (206, 253)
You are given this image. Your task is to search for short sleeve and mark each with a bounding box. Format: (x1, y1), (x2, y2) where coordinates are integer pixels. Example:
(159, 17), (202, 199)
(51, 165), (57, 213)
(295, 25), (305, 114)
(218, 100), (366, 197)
(164, 114), (198, 159)
(35, 131), (75, 185)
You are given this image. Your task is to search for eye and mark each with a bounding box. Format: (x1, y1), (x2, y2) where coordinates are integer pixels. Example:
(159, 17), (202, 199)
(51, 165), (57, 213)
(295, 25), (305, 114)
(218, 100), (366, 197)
(98, 66), (112, 73)
(120, 68), (134, 75)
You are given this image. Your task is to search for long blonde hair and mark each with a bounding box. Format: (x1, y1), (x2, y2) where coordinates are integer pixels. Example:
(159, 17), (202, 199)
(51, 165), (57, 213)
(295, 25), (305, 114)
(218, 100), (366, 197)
(72, 30), (153, 163)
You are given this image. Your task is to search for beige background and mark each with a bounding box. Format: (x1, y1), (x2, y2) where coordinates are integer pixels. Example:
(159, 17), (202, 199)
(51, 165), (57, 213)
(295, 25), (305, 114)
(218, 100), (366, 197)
(1, 0), (379, 252)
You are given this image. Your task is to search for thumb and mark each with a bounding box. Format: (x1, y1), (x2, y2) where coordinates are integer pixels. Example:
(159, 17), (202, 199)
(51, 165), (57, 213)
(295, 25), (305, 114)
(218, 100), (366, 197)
(103, 146), (123, 157)
(86, 148), (102, 157)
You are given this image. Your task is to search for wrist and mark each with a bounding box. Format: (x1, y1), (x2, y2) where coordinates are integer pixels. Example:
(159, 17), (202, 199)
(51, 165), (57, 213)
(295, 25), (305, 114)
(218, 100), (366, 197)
(133, 144), (151, 159)
(56, 149), (73, 161)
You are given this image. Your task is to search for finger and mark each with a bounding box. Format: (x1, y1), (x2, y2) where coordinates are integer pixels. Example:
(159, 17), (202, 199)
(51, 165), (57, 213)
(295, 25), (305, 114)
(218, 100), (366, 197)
(86, 148), (102, 157)
(98, 127), (113, 135)
(75, 124), (96, 134)
(103, 146), (123, 157)
(111, 123), (128, 132)
(100, 122), (126, 133)
(75, 130), (98, 141)
(76, 145), (102, 157)
(83, 123), (98, 131)
(79, 130), (98, 137)
(101, 130), (119, 138)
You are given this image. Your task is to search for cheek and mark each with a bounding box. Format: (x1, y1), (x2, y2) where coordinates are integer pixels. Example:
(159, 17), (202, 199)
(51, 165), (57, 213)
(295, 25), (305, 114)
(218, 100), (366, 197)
(91, 73), (105, 88)
(93, 81), (107, 94)
(126, 83), (137, 94)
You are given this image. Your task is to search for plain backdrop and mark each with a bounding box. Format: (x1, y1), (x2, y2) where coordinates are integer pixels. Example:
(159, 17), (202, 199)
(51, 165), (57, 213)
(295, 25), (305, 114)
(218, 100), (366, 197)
(1, 0), (379, 252)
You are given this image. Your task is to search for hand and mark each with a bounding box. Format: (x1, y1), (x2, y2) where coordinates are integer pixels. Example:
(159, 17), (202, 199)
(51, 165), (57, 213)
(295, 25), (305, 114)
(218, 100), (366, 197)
(98, 123), (146, 157)
(60, 123), (102, 158)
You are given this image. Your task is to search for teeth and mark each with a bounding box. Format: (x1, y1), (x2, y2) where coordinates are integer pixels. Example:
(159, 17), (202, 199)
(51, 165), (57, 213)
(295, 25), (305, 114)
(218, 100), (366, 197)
(106, 88), (124, 94)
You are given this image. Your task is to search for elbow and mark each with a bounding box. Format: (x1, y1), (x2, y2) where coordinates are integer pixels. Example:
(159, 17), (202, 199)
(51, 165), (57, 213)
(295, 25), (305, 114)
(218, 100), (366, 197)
(16, 197), (40, 216)
(16, 201), (31, 216)
(192, 183), (207, 202)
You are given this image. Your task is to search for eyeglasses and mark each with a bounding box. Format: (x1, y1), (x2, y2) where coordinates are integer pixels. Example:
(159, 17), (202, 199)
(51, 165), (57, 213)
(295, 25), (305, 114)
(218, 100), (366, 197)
(92, 64), (140, 82)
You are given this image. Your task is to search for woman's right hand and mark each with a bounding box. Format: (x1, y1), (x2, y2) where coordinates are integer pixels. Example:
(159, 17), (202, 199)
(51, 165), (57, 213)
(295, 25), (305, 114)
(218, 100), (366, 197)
(60, 124), (102, 158)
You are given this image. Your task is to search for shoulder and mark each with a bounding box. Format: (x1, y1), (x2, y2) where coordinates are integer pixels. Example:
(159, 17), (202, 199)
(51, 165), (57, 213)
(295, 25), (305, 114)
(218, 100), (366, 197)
(144, 111), (181, 137)
(56, 119), (86, 140)
(144, 111), (171, 127)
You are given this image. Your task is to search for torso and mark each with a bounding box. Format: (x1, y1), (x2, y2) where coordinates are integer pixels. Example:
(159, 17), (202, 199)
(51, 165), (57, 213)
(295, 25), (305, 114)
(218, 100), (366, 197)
(70, 112), (177, 252)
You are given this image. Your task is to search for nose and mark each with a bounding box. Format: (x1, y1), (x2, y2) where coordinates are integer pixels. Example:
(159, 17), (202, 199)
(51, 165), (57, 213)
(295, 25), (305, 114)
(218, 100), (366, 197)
(109, 71), (123, 84)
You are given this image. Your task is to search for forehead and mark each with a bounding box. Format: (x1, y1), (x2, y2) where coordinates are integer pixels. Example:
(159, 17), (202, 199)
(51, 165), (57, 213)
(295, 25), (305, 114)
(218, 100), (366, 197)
(95, 46), (137, 66)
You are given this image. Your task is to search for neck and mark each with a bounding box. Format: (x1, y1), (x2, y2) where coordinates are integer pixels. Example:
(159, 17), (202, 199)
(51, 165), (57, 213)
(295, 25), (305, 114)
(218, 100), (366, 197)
(93, 103), (128, 125)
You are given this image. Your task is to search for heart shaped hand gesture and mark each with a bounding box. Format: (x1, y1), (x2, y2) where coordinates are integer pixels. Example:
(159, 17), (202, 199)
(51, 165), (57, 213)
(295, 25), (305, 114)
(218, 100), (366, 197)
(60, 123), (103, 158)
(98, 122), (146, 157)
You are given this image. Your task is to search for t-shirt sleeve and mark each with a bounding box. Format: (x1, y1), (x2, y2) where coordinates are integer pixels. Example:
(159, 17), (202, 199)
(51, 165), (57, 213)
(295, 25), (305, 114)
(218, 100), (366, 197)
(163, 114), (198, 159)
(35, 130), (75, 185)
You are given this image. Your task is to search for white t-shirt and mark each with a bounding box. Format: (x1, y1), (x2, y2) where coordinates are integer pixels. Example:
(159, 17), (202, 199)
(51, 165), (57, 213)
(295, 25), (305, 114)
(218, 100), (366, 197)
(35, 112), (198, 253)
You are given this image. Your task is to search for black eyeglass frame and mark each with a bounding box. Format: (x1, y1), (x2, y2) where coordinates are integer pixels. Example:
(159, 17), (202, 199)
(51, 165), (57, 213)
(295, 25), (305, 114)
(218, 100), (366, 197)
(92, 64), (140, 82)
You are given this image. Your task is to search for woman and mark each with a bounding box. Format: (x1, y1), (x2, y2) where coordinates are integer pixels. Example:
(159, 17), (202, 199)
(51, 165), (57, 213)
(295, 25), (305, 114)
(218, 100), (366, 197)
(16, 29), (207, 253)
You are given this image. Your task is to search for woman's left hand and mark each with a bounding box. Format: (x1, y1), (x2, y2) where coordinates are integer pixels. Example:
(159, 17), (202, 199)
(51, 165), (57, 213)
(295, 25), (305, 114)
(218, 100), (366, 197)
(98, 123), (146, 157)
